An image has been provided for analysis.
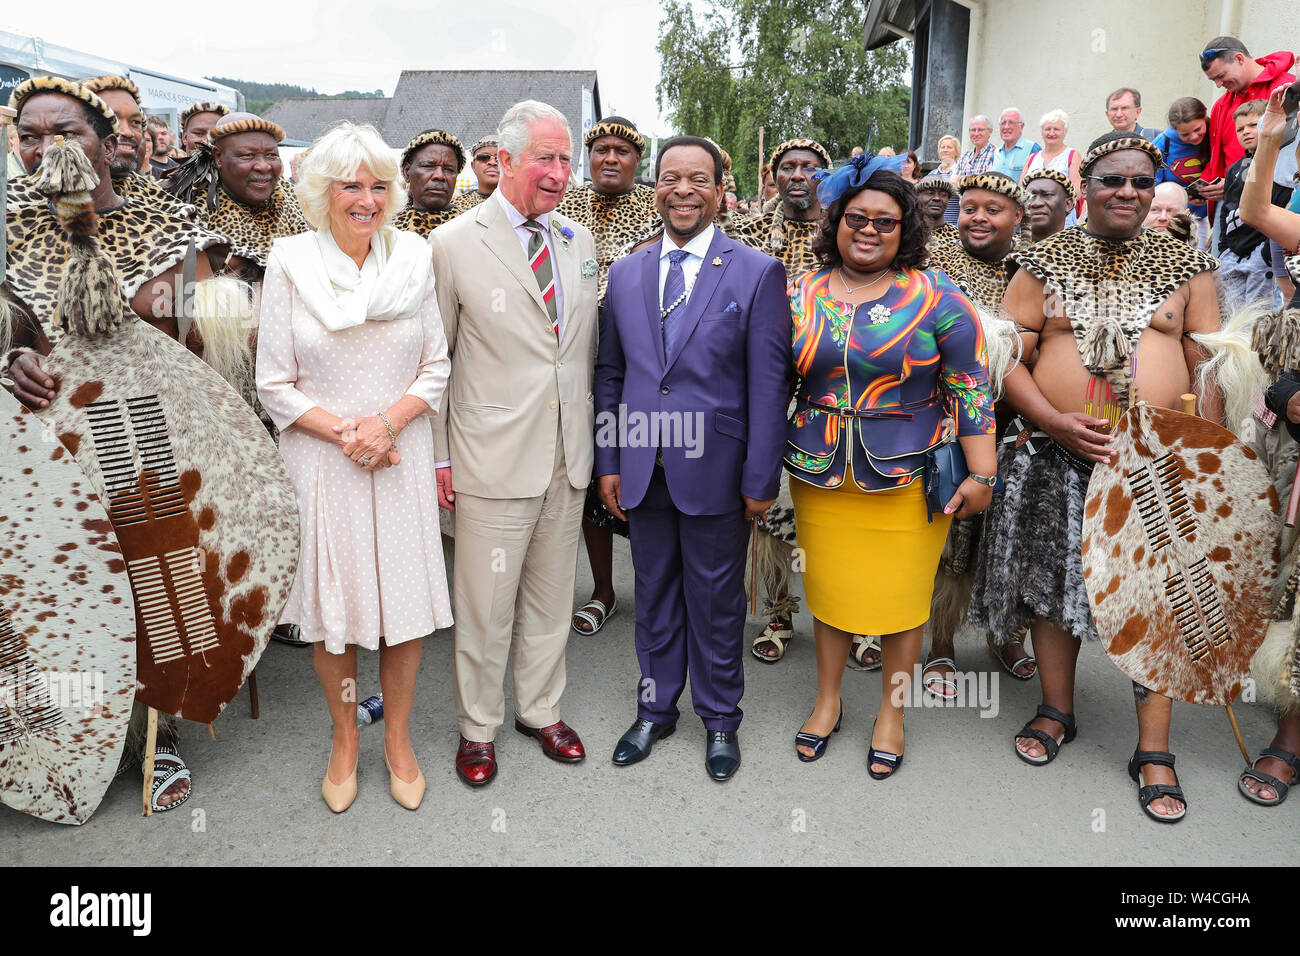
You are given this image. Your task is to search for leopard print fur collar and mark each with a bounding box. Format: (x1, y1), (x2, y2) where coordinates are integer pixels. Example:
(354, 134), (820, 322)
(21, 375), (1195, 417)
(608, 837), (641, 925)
(1012, 225), (1217, 393)
(197, 180), (308, 269)
(4, 187), (227, 345)
(392, 204), (458, 238)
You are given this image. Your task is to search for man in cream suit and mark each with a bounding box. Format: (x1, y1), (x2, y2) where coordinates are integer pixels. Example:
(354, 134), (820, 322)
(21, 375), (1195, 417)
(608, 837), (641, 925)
(429, 100), (598, 786)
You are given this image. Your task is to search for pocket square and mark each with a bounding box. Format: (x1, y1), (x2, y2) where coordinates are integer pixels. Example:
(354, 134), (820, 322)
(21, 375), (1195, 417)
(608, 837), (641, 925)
(724, 301), (740, 312)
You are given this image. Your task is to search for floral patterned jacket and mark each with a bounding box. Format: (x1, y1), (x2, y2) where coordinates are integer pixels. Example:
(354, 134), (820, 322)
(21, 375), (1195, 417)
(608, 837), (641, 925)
(785, 267), (996, 491)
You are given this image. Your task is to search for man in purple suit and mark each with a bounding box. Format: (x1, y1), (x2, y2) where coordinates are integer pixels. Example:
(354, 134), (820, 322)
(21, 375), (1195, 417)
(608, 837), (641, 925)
(594, 136), (790, 781)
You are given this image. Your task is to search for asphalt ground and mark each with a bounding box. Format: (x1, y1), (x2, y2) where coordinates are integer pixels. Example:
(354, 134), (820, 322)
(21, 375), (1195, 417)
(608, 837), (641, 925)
(4, 535), (1293, 866)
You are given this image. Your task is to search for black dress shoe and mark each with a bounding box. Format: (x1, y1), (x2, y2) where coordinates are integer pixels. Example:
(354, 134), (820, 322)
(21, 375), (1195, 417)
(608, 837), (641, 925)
(706, 730), (741, 781)
(612, 718), (676, 766)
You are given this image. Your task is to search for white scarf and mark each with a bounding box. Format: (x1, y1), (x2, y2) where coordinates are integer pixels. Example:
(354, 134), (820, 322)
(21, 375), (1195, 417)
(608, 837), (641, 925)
(271, 226), (430, 332)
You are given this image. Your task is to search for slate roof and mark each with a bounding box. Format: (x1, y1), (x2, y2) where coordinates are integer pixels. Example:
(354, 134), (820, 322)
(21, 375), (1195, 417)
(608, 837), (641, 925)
(263, 97), (391, 142)
(263, 70), (601, 152)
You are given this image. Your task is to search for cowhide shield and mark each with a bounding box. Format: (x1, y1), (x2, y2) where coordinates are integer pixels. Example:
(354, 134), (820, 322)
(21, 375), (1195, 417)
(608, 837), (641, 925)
(0, 392), (136, 825)
(1082, 403), (1279, 705)
(35, 320), (299, 723)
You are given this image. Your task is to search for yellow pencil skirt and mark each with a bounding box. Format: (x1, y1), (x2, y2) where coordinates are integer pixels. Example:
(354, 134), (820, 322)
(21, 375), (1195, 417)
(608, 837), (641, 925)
(790, 472), (952, 636)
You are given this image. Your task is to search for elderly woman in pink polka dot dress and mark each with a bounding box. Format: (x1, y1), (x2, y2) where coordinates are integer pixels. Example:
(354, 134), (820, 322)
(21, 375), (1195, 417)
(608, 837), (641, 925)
(257, 122), (452, 813)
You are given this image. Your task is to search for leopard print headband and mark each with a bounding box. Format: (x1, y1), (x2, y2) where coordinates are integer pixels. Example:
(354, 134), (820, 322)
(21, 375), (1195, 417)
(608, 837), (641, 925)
(210, 113), (286, 144)
(585, 121), (646, 156)
(915, 175), (958, 198)
(83, 75), (141, 105)
(9, 76), (118, 133)
(1080, 135), (1163, 176)
(181, 102), (230, 131)
(469, 135), (499, 157)
(1022, 168), (1077, 205)
(958, 171), (1030, 209)
(402, 129), (466, 170)
(769, 138), (831, 171)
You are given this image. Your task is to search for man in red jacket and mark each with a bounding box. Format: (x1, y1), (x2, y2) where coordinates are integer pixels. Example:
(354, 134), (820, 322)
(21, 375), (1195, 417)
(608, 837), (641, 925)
(1198, 37), (1295, 202)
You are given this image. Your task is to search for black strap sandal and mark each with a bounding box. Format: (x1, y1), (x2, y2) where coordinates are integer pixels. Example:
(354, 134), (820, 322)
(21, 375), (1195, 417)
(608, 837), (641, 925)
(1239, 747), (1300, 807)
(1013, 704), (1077, 766)
(1128, 749), (1187, 823)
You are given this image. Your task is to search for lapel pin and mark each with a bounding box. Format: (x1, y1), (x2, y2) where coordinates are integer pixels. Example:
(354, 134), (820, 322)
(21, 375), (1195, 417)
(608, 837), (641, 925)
(712, 257), (723, 266)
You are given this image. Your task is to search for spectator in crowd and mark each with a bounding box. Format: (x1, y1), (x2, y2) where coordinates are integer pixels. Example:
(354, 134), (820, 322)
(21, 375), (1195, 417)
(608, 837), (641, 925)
(1153, 97), (1212, 246)
(180, 101), (230, 155)
(1020, 109), (1082, 224)
(1144, 181), (1190, 231)
(146, 115), (177, 176)
(934, 133), (962, 224)
(1218, 99), (1290, 310)
(955, 114), (996, 177)
(991, 107), (1040, 184)
(1198, 36), (1295, 202)
(6, 121), (24, 178)
(877, 146), (896, 157)
(899, 149), (922, 182)
(1104, 88), (1158, 140)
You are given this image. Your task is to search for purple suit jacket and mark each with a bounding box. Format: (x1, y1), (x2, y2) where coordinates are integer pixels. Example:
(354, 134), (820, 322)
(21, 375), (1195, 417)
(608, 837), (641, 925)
(594, 229), (791, 515)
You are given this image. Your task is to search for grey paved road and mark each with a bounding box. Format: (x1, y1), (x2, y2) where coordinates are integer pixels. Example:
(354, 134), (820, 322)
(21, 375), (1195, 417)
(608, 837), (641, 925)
(4, 538), (1292, 865)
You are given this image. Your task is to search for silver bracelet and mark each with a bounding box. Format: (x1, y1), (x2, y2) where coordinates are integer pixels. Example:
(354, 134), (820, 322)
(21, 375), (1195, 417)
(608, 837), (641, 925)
(969, 472), (998, 487)
(377, 411), (398, 451)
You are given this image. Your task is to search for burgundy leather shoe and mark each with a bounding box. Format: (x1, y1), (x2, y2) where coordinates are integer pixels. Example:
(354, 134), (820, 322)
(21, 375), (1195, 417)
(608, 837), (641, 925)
(456, 737), (497, 787)
(514, 719), (586, 762)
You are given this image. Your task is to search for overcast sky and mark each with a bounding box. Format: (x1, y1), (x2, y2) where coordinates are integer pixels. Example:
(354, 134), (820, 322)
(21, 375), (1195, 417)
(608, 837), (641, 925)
(3, 0), (674, 134)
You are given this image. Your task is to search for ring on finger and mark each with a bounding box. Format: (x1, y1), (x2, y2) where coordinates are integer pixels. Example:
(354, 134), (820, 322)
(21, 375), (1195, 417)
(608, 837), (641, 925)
(360, 456), (372, 466)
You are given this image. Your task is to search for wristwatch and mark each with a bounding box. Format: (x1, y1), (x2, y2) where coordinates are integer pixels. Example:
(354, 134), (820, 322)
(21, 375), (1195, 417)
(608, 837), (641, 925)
(969, 473), (998, 487)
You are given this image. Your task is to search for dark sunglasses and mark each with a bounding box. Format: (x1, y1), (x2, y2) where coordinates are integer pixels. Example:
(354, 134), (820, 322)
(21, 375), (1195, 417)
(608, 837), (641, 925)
(1200, 47), (1238, 66)
(842, 212), (900, 234)
(1087, 174), (1156, 190)
(473, 153), (498, 164)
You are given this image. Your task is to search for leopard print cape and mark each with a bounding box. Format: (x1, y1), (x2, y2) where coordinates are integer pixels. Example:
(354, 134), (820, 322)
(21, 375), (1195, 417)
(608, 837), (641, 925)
(726, 207), (822, 279)
(392, 204), (458, 238)
(556, 183), (661, 303)
(927, 232), (1023, 315)
(451, 190), (490, 214)
(1011, 225), (1217, 396)
(198, 180), (308, 270)
(3, 177), (228, 346)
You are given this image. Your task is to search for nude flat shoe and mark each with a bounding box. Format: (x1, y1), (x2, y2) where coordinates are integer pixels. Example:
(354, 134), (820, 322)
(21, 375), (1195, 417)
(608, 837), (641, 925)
(384, 743), (426, 811)
(322, 755), (358, 813)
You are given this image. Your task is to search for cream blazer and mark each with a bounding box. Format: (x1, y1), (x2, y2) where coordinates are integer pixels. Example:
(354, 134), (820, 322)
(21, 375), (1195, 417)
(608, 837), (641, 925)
(428, 194), (598, 499)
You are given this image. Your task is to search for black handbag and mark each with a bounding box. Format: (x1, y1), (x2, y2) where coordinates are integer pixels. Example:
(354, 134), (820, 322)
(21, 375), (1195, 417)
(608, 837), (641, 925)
(923, 433), (1003, 522)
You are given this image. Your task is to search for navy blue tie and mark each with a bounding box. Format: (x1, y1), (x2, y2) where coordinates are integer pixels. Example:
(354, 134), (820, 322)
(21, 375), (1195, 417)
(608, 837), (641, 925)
(661, 249), (690, 354)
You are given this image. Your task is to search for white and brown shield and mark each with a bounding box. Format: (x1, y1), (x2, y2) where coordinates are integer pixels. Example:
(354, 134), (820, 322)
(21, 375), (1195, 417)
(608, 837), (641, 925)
(0, 392), (136, 824)
(1082, 404), (1279, 705)
(36, 320), (299, 723)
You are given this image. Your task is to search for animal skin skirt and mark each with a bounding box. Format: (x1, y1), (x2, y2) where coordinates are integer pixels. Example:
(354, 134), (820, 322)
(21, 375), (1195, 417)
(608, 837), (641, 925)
(790, 472), (950, 635)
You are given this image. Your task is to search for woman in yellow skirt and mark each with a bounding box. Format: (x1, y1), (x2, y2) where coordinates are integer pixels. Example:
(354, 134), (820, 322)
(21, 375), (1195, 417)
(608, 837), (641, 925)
(787, 158), (997, 777)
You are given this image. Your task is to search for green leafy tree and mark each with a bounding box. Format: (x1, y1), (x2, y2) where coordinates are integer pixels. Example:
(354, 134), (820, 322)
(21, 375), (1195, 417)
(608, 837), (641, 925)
(207, 78), (386, 117)
(657, 0), (911, 195)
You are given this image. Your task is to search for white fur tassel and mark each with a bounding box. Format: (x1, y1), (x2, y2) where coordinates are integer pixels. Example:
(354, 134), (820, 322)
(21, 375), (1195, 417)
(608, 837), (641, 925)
(1250, 618), (1300, 715)
(1192, 301), (1271, 438)
(189, 275), (253, 385)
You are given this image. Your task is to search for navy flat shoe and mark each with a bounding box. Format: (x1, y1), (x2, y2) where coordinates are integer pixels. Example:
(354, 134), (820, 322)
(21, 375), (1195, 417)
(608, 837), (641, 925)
(867, 718), (904, 780)
(795, 701), (843, 763)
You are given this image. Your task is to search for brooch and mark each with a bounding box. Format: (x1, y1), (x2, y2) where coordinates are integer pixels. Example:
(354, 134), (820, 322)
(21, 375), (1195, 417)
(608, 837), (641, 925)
(551, 221), (574, 249)
(712, 256), (723, 266)
(581, 257), (598, 278)
(868, 304), (893, 325)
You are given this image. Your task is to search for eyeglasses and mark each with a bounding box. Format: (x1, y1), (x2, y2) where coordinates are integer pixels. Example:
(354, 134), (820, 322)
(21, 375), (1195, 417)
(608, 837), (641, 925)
(1087, 174), (1156, 190)
(473, 153), (499, 164)
(842, 212), (900, 233)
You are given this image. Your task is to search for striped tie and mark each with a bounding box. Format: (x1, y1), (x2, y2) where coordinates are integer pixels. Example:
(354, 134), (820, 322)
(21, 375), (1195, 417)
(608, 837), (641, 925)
(524, 219), (559, 338)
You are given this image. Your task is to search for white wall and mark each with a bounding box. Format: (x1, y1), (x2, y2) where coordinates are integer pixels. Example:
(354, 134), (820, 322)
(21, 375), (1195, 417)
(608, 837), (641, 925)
(947, 0), (1296, 158)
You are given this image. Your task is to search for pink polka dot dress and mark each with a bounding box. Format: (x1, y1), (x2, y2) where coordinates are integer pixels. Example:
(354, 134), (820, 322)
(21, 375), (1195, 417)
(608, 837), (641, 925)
(256, 251), (453, 653)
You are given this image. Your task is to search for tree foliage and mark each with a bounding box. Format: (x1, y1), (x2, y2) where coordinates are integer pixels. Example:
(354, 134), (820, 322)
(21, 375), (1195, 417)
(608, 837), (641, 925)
(656, 0), (911, 195)
(206, 77), (386, 117)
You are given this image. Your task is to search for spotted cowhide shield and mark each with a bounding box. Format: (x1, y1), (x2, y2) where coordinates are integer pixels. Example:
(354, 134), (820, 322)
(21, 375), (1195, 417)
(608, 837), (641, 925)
(35, 319), (299, 723)
(0, 392), (136, 824)
(1082, 404), (1279, 705)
